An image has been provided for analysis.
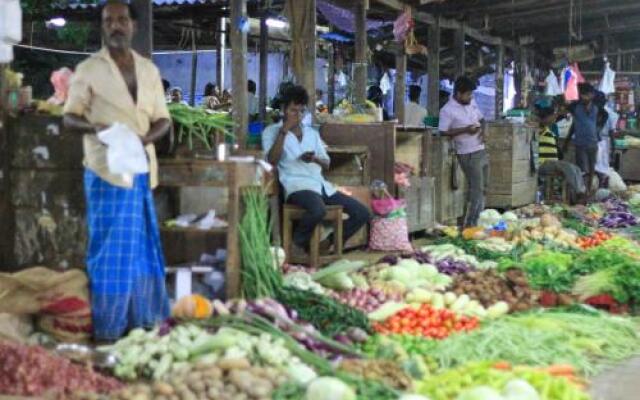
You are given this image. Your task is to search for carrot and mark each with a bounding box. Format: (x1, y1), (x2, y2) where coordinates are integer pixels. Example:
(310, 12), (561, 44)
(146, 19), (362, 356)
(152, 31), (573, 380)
(493, 361), (512, 370)
(545, 364), (576, 375)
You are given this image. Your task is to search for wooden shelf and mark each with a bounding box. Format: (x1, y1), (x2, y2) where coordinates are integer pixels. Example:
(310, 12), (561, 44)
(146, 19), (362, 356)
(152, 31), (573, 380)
(157, 159), (261, 299)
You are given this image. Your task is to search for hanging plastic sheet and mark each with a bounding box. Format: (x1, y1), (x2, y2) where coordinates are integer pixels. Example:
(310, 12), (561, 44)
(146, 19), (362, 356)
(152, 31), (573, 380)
(545, 71), (562, 96)
(599, 61), (616, 95)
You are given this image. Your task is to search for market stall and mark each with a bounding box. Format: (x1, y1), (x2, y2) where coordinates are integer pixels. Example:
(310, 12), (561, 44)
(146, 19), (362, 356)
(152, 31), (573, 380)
(485, 122), (538, 209)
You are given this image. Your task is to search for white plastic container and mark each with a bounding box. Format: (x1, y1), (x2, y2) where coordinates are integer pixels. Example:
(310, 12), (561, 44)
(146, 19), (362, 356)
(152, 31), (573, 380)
(0, 0), (23, 44)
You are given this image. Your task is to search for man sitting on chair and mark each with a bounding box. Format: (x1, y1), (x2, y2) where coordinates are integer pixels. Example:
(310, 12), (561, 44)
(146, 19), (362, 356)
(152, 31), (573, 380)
(262, 85), (371, 254)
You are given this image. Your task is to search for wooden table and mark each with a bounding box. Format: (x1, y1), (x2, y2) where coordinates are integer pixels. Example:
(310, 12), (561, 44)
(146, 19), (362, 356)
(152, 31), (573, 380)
(157, 159), (260, 299)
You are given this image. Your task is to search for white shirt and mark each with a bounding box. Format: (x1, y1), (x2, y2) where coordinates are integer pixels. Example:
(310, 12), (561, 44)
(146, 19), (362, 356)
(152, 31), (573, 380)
(439, 98), (485, 155)
(248, 92), (259, 115)
(403, 101), (428, 127)
(262, 122), (336, 198)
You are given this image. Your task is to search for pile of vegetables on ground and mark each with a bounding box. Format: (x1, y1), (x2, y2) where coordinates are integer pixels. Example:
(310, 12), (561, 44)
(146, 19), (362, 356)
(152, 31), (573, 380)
(11, 191), (640, 400)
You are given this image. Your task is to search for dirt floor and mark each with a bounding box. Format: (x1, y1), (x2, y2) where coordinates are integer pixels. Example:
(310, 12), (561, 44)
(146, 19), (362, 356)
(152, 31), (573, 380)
(590, 356), (640, 400)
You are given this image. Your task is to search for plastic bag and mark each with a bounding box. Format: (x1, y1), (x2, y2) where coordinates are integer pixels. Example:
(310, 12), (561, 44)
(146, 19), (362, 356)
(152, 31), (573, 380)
(47, 67), (73, 105)
(607, 168), (627, 192)
(97, 123), (149, 177)
(369, 217), (413, 252)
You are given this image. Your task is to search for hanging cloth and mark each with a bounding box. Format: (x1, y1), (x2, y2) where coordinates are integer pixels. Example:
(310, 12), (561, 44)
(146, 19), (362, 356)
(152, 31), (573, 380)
(572, 63), (585, 84)
(285, 0), (315, 88)
(599, 62), (616, 95)
(545, 71), (562, 96)
(564, 67), (579, 102)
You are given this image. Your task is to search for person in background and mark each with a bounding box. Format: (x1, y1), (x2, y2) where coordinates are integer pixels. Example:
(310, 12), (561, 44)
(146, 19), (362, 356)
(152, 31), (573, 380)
(367, 85), (390, 121)
(263, 85), (370, 255)
(202, 82), (221, 110)
(594, 90), (618, 188)
(563, 83), (599, 198)
(63, 0), (171, 341)
(534, 105), (586, 201)
(403, 85), (428, 127)
(315, 89), (325, 108)
(170, 87), (188, 106)
(247, 79), (259, 119)
(439, 76), (488, 227)
(162, 79), (171, 102)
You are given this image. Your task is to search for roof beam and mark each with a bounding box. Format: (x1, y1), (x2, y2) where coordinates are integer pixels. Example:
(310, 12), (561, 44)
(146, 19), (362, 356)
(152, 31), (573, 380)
(375, 0), (515, 48)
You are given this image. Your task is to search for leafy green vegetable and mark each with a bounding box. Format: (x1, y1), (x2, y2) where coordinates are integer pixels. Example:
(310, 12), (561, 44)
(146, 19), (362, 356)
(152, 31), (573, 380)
(239, 189), (282, 299)
(168, 103), (234, 150)
(520, 250), (575, 292)
(427, 310), (640, 376)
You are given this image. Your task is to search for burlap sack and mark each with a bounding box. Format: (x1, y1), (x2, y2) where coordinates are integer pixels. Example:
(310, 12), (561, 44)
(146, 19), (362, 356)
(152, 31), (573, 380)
(0, 313), (33, 343)
(0, 267), (91, 342)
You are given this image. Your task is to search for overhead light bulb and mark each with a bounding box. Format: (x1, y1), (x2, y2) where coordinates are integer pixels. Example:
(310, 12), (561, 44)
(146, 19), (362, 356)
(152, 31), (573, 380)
(47, 17), (66, 28)
(266, 19), (287, 29)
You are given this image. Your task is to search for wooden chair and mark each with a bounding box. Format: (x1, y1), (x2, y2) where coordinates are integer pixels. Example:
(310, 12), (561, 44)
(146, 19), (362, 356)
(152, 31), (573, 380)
(541, 172), (569, 204)
(282, 204), (344, 269)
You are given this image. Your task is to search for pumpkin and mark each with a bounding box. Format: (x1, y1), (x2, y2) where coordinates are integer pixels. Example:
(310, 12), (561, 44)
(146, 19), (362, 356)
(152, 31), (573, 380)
(172, 294), (213, 319)
(462, 227), (486, 240)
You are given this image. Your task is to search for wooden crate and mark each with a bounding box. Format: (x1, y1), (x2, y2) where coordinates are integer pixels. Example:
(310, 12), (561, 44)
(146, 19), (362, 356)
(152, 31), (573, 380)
(321, 123), (396, 188)
(619, 148), (640, 182)
(485, 123), (537, 209)
(399, 176), (436, 232)
(325, 145), (370, 186)
(428, 135), (467, 225)
(342, 186), (370, 249)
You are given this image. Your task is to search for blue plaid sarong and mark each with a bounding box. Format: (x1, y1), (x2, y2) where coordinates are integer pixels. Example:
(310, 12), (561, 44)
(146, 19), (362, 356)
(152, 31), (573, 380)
(84, 169), (170, 340)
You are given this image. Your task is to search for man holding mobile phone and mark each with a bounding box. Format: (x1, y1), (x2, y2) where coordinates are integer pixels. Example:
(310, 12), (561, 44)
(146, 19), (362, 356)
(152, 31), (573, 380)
(439, 76), (488, 228)
(263, 85), (370, 254)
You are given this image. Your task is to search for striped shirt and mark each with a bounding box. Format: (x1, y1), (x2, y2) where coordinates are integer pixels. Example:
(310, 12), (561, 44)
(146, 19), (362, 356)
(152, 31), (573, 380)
(538, 126), (559, 163)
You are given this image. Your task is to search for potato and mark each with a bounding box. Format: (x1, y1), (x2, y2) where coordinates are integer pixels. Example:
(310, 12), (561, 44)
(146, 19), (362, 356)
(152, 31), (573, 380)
(218, 357), (251, 370)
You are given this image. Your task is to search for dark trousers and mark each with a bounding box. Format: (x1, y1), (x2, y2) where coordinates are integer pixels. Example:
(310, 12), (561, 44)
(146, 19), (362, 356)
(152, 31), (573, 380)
(288, 190), (371, 249)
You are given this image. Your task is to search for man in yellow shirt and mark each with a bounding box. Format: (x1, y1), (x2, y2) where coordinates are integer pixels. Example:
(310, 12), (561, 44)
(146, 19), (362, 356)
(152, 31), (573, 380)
(63, 0), (171, 341)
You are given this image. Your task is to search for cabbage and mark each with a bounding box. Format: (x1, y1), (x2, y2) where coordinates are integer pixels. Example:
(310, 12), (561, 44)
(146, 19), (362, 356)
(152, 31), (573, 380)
(479, 209), (502, 228)
(306, 377), (356, 400)
(316, 272), (354, 291)
(502, 212), (518, 223)
(502, 379), (540, 400)
(456, 386), (504, 400)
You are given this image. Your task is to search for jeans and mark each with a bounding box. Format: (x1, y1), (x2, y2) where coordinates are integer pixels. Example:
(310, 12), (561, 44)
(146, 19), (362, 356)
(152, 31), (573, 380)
(457, 149), (489, 227)
(287, 190), (371, 249)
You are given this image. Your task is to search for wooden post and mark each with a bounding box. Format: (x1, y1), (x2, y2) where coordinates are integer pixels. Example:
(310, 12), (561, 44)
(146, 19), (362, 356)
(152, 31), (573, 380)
(259, 14), (268, 123)
(131, 0), (152, 57)
(427, 16), (441, 117)
(189, 33), (198, 107)
(216, 18), (226, 90)
(289, 0), (317, 113)
(394, 46), (407, 123)
(354, 0), (367, 105)
(231, 0), (248, 148)
(328, 43), (336, 112)
(303, 0), (317, 113)
(454, 24), (465, 78)
(495, 43), (505, 120)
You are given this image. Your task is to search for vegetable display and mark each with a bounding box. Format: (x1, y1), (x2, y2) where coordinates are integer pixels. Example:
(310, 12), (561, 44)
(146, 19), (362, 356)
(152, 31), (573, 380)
(239, 189), (282, 299)
(110, 358), (289, 400)
(599, 198), (638, 228)
(276, 287), (372, 337)
(450, 269), (537, 313)
(426, 311), (640, 376)
(168, 103), (233, 149)
(0, 341), (123, 398)
(373, 304), (479, 339)
(576, 230), (612, 249)
(416, 362), (589, 400)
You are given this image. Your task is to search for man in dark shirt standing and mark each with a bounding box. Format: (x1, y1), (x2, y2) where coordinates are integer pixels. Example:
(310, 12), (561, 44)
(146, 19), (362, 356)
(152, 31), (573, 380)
(564, 83), (599, 198)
